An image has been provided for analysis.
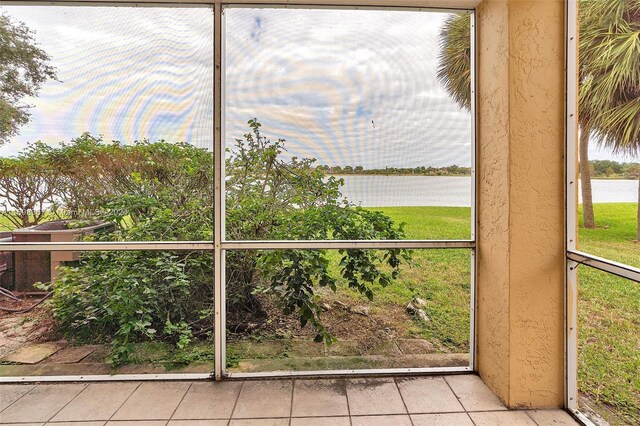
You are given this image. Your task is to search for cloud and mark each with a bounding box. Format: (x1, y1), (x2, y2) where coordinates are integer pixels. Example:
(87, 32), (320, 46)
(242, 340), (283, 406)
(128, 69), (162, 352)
(225, 7), (473, 168)
(1, 4), (475, 167)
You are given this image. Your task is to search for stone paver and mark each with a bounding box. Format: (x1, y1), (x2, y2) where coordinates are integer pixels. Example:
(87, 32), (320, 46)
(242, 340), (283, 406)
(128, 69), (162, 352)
(291, 379), (349, 417)
(172, 381), (242, 420)
(0, 383), (86, 423)
(111, 382), (191, 420)
(397, 376), (464, 413)
(346, 377), (406, 416)
(3, 343), (59, 364)
(231, 380), (292, 419)
(45, 346), (97, 364)
(445, 374), (507, 411)
(51, 382), (139, 422)
(0, 375), (581, 425)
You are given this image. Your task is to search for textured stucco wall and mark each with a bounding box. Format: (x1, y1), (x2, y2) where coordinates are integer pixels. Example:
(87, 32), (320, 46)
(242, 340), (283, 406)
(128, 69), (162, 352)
(476, 0), (565, 408)
(476, 0), (511, 401)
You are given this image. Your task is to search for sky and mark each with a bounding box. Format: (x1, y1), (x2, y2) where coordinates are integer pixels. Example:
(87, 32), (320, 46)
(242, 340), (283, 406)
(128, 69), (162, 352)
(0, 5), (633, 167)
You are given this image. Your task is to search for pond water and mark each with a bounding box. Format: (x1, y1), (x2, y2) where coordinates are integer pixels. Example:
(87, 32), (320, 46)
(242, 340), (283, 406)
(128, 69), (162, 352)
(0, 177), (636, 213)
(337, 175), (638, 207)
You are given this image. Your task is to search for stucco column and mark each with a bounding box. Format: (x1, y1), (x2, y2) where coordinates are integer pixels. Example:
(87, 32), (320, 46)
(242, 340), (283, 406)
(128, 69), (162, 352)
(476, 0), (566, 408)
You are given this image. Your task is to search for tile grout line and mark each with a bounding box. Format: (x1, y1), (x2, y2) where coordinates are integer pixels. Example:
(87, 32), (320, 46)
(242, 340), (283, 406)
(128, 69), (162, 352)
(344, 378), (352, 426)
(466, 411), (478, 426)
(168, 381), (193, 421)
(226, 380), (245, 425)
(0, 383), (37, 415)
(107, 381), (143, 422)
(288, 379), (295, 426)
(524, 409), (541, 426)
(443, 375), (469, 412)
(393, 377), (414, 426)
(45, 382), (89, 423)
(443, 376), (479, 426)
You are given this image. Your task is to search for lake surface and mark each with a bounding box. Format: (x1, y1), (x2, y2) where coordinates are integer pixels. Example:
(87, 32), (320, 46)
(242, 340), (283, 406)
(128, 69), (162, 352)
(0, 177), (636, 211)
(337, 175), (638, 207)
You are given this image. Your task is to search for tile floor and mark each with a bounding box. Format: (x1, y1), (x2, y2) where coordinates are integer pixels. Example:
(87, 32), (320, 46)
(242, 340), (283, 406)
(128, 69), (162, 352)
(0, 375), (579, 425)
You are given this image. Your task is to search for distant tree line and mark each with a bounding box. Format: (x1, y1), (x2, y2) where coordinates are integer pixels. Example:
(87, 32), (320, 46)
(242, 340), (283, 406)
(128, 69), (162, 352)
(582, 160), (640, 179)
(317, 164), (472, 176)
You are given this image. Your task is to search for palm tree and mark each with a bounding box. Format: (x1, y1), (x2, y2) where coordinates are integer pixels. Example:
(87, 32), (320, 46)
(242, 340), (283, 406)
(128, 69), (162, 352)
(579, 0), (640, 237)
(437, 3), (640, 238)
(437, 14), (471, 112)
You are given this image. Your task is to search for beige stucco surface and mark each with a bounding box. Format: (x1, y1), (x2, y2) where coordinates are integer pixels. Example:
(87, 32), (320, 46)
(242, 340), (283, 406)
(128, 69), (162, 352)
(476, 0), (565, 408)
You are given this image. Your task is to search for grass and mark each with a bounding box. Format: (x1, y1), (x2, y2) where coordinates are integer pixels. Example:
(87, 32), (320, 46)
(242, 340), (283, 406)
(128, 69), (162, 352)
(578, 203), (639, 268)
(576, 203), (639, 425)
(351, 206), (472, 350)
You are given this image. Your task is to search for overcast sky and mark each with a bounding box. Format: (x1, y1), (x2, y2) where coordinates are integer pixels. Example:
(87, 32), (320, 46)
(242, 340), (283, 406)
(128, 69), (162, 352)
(1, 5), (632, 167)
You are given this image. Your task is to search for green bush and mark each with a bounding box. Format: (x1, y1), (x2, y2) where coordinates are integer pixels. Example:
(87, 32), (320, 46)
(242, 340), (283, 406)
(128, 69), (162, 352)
(39, 119), (408, 363)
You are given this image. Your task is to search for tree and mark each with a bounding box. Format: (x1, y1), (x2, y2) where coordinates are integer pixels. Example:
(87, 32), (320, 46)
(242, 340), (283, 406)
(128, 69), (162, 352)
(437, 4), (640, 236)
(0, 142), (58, 229)
(436, 14), (471, 112)
(579, 0), (640, 234)
(626, 164), (640, 240)
(0, 13), (57, 144)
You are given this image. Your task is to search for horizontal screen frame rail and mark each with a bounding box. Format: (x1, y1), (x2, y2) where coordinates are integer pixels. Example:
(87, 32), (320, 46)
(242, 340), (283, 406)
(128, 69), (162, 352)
(567, 250), (640, 283)
(0, 240), (475, 251)
(224, 366), (472, 379)
(0, 366), (472, 383)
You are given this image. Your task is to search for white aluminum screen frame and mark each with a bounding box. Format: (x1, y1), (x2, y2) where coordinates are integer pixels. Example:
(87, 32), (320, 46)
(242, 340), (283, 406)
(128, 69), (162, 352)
(565, 0), (639, 423)
(0, 0), (477, 383)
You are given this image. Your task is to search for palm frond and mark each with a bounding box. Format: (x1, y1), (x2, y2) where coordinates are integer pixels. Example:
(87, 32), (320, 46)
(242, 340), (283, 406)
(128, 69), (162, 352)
(436, 13), (471, 111)
(579, 0), (640, 156)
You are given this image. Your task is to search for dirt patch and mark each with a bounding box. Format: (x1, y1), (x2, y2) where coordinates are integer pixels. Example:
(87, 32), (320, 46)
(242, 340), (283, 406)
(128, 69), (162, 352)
(228, 293), (416, 353)
(0, 298), (56, 359)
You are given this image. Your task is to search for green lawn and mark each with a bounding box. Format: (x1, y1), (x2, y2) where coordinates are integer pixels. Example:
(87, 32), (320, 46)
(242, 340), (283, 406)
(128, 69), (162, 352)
(576, 203), (639, 425)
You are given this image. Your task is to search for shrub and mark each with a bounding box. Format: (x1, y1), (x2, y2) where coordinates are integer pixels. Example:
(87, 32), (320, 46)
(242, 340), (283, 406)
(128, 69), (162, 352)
(41, 119), (408, 363)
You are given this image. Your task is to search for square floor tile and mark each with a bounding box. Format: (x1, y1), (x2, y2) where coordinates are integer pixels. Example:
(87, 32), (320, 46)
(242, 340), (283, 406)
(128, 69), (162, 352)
(346, 378), (406, 416)
(527, 410), (579, 425)
(172, 381), (242, 420)
(106, 422), (167, 426)
(470, 411), (537, 425)
(51, 382), (139, 422)
(351, 415), (413, 426)
(291, 379), (349, 417)
(168, 421), (228, 426)
(47, 422), (105, 426)
(2, 423), (44, 426)
(111, 382), (190, 420)
(232, 380), (292, 419)
(412, 413), (475, 426)
(445, 375), (507, 411)
(0, 384), (86, 423)
(229, 419), (289, 426)
(290, 417), (350, 426)
(0, 384), (34, 411)
(397, 377), (464, 414)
